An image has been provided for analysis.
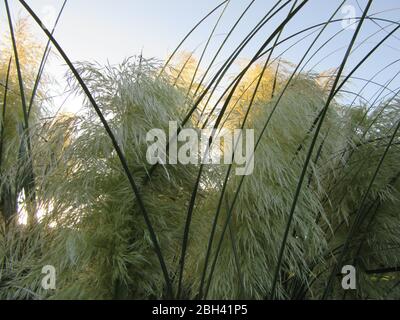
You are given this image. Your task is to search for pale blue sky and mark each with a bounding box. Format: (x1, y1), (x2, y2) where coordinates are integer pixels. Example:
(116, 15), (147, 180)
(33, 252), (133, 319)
(3, 0), (397, 63)
(1, 1), (400, 112)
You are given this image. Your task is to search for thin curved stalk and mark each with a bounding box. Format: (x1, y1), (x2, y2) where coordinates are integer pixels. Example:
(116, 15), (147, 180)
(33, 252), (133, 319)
(5, 0), (29, 128)
(193, 0), (257, 98)
(197, 0), (290, 128)
(17, 0), (173, 297)
(203, 0), (313, 299)
(203, 0), (303, 131)
(270, 0), (373, 299)
(145, 0), (290, 185)
(159, 0), (229, 77)
(175, 0), (295, 299)
(27, 0), (68, 117)
(203, 0), (345, 299)
(5, 0), (37, 226)
(185, 0), (230, 98)
(0, 58), (12, 172)
(322, 121), (400, 298)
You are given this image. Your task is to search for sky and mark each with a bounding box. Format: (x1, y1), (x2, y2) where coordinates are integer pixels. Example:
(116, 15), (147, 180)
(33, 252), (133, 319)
(1, 0), (400, 113)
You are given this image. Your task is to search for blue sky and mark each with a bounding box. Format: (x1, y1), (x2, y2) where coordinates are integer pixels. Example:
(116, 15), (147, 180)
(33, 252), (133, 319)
(2, 0), (396, 63)
(1, 1), (400, 112)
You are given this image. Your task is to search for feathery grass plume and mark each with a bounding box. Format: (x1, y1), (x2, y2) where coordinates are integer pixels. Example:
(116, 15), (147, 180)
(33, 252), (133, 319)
(0, 17), (45, 225)
(309, 97), (400, 299)
(221, 59), (287, 130)
(0, 218), (58, 300)
(25, 57), (212, 299)
(189, 74), (344, 299)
